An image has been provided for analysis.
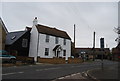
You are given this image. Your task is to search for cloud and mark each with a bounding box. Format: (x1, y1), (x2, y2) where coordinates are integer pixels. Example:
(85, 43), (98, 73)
(1, 2), (118, 48)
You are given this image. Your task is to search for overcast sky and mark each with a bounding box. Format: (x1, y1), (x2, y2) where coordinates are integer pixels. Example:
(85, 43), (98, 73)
(1, 2), (118, 49)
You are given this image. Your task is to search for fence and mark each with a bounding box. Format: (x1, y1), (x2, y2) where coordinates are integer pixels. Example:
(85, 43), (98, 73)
(16, 56), (34, 63)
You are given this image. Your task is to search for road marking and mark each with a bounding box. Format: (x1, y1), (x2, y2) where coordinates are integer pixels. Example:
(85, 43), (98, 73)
(76, 73), (80, 75)
(84, 73), (88, 76)
(36, 69), (43, 71)
(2, 72), (24, 76)
(71, 74), (77, 76)
(36, 67), (61, 71)
(2, 73), (16, 76)
(65, 75), (70, 78)
(71, 66), (81, 68)
(58, 77), (65, 79)
(18, 72), (24, 74)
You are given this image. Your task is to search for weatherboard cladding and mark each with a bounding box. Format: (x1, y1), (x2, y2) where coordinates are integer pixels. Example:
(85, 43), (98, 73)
(5, 31), (26, 45)
(36, 24), (71, 40)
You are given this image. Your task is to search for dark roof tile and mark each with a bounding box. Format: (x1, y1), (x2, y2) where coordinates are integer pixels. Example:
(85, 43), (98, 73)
(36, 24), (71, 40)
(5, 31), (26, 45)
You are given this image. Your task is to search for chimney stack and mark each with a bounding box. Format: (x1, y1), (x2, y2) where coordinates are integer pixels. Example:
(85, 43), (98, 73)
(33, 17), (38, 26)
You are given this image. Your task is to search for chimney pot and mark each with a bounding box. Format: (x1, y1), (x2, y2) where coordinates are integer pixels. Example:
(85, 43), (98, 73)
(33, 17), (38, 26)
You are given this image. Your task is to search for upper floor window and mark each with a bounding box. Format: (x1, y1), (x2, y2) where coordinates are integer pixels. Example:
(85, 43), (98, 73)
(55, 37), (59, 44)
(45, 48), (49, 56)
(63, 38), (66, 45)
(46, 35), (49, 42)
(22, 39), (28, 48)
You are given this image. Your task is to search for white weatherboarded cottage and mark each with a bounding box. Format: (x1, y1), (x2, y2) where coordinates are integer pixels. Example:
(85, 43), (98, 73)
(29, 17), (71, 61)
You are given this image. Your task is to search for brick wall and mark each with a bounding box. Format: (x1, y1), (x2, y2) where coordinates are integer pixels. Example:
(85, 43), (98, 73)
(16, 56), (34, 63)
(37, 57), (83, 64)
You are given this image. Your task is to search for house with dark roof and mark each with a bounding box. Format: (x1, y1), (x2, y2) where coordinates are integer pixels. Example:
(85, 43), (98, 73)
(0, 18), (8, 50)
(5, 29), (31, 56)
(29, 17), (71, 61)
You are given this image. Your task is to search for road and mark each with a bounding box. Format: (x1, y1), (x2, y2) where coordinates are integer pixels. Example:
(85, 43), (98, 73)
(2, 60), (118, 81)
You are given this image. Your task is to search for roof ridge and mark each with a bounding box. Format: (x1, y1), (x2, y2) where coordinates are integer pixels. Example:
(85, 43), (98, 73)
(37, 24), (66, 33)
(9, 31), (26, 33)
(36, 24), (71, 40)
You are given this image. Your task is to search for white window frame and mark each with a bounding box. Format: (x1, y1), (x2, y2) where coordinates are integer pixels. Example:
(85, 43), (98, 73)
(45, 48), (49, 56)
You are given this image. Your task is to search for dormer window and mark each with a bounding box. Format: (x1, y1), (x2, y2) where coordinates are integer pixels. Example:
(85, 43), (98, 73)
(11, 36), (16, 40)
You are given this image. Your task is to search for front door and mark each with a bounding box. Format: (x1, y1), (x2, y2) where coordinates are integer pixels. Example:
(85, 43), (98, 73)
(57, 51), (60, 57)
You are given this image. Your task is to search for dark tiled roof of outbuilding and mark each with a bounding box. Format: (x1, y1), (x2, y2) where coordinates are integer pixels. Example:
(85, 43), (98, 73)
(36, 24), (71, 40)
(5, 31), (26, 45)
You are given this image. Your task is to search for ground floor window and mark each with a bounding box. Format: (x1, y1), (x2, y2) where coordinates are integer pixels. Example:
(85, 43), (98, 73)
(63, 50), (66, 56)
(45, 48), (49, 56)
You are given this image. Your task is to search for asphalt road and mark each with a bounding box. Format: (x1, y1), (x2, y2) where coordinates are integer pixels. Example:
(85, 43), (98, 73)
(2, 60), (118, 81)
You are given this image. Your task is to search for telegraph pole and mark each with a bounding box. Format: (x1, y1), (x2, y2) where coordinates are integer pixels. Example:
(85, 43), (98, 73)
(73, 24), (76, 58)
(93, 31), (96, 48)
(93, 31), (96, 61)
(74, 24), (76, 47)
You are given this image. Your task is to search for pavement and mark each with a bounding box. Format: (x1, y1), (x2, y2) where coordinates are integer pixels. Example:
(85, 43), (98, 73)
(86, 65), (119, 81)
(53, 60), (119, 81)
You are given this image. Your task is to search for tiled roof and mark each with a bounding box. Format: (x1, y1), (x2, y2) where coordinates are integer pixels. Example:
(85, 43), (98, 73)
(36, 24), (71, 40)
(5, 31), (26, 45)
(25, 27), (32, 31)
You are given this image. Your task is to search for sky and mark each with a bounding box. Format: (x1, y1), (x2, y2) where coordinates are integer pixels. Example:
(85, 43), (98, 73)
(0, 1), (119, 49)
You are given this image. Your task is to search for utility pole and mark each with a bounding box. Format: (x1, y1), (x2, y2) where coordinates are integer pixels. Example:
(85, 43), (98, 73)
(73, 24), (76, 58)
(74, 24), (76, 47)
(93, 31), (96, 48)
(93, 31), (96, 61)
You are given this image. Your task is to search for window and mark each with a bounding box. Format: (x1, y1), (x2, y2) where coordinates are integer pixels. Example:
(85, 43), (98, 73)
(55, 37), (59, 44)
(46, 35), (49, 42)
(63, 38), (66, 45)
(63, 50), (66, 56)
(45, 48), (49, 56)
(22, 39), (28, 47)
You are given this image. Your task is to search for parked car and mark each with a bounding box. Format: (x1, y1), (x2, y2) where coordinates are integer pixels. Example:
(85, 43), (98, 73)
(0, 50), (16, 64)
